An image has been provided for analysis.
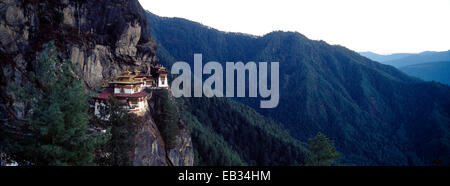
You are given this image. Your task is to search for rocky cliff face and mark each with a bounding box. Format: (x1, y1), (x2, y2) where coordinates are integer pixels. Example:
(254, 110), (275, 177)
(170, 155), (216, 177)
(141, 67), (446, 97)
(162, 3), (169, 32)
(166, 121), (194, 166)
(132, 110), (194, 166)
(0, 0), (193, 166)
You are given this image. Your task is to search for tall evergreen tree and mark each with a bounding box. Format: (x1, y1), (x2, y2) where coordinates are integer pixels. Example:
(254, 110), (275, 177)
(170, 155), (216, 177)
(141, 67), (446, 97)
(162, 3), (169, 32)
(155, 89), (179, 148)
(306, 132), (341, 166)
(2, 41), (110, 165)
(94, 97), (138, 166)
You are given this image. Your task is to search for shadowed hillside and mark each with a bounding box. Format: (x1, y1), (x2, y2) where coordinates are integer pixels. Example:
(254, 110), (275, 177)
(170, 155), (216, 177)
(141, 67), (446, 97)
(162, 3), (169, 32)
(146, 11), (450, 165)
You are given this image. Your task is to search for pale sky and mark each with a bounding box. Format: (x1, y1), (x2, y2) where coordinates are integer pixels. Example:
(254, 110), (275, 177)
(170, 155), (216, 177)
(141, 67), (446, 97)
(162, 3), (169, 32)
(139, 0), (450, 54)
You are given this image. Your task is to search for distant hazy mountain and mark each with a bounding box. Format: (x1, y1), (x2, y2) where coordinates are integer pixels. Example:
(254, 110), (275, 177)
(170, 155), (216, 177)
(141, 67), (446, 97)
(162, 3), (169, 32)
(385, 51), (450, 68)
(359, 52), (412, 63)
(360, 50), (450, 68)
(361, 51), (450, 85)
(146, 11), (450, 165)
(399, 61), (450, 85)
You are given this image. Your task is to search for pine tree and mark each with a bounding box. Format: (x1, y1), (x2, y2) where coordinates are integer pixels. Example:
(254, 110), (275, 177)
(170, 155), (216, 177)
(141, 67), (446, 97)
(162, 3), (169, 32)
(155, 89), (179, 148)
(306, 132), (341, 166)
(3, 41), (110, 165)
(94, 97), (138, 166)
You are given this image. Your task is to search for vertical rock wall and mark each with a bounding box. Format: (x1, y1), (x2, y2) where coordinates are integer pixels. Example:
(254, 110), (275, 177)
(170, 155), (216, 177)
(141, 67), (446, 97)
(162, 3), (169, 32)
(0, 0), (193, 166)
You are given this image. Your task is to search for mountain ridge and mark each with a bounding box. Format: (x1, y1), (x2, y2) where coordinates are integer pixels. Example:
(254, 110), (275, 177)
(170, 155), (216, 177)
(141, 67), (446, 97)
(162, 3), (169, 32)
(146, 11), (450, 165)
(361, 50), (450, 85)
(359, 51), (413, 63)
(360, 50), (450, 67)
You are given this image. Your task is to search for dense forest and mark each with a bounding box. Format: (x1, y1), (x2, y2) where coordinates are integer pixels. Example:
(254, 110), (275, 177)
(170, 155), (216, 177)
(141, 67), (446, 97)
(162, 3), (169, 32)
(178, 97), (310, 165)
(146, 11), (450, 165)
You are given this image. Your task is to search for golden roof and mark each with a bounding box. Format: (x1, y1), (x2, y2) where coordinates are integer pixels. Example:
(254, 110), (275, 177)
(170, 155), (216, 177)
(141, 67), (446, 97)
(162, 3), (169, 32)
(109, 70), (155, 85)
(121, 70), (132, 75)
(110, 81), (143, 85)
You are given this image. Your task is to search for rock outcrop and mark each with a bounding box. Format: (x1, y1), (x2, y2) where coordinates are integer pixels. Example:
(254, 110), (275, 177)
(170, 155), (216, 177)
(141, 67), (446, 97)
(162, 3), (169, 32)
(131, 112), (168, 166)
(166, 121), (194, 166)
(132, 111), (194, 166)
(0, 0), (193, 166)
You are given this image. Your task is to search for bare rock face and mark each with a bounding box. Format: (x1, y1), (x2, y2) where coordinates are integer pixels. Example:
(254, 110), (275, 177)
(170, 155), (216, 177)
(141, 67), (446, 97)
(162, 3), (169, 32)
(131, 111), (194, 166)
(0, 0), (157, 89)
(167, 122), (195, 166)
(115, 22), (141, 57)
(0, 0), (193, 166)
(132, 113), (168, 166)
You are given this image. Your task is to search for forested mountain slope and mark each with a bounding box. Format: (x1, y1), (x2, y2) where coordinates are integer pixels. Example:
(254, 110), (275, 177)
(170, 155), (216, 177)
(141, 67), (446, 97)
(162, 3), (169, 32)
(146, 12), (450, 165)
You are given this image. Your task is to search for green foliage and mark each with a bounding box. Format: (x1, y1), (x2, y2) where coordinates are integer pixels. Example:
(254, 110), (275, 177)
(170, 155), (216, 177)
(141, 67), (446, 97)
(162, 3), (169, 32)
(93, 97), (138, 166)
(182, 112), (246, 166)
(154, 89), (179, 148)
(178, 97), (309, 166)
(146, 12), (450, 165)
(306, 132), (341, 166)
(2, 41), (110, 165)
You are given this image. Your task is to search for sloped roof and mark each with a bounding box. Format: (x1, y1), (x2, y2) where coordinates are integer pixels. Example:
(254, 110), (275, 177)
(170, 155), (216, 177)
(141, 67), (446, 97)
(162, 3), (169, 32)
(94, 88), (148, 99)
(114, 92), (149, 98)
(95, 88), (113, 99)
